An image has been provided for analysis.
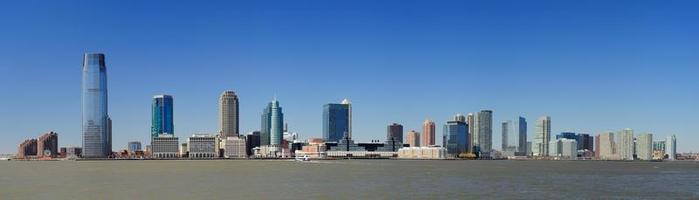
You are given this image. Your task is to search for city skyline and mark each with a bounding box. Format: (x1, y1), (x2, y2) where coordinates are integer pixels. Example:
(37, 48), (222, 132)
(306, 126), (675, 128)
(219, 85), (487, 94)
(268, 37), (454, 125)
(1, 1), (698, 153)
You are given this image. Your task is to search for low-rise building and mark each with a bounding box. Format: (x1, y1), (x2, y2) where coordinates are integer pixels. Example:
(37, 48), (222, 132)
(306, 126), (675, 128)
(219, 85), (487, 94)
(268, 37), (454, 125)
(188, 134), (217, 159)
(224, 137), (247, 158)
(397, 147), (447, 159)
(152, 134), (179, 158)
(295, 138), (327, 159)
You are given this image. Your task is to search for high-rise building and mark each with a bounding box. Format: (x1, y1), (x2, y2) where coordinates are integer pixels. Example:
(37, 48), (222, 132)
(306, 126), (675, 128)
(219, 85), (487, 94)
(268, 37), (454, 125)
(37, 132), (59, 157)
(151, 95), (174, 138)
(323, 99), (351, 142)
(474, 110), (493, 156)
(515, 117), (527, 155)
(270, 100), (284, 146)
(82, 53), (112, 158)
(501, 120), (512, 152)
(577, 133), (594, 151)
(666, 135), (677, 160)
(219, 91), (239, 138)
(598, 132), (616, 160)
(387, 123), (403, 142)
(616, 128), (634, 160)
(16, 139), (37, 159)
(422, 119), (436, 146)
(128, 141), (142, 153)
(549, 138), (577, 160)
(636, 133), (653, 160)
(502, 118), (526, 157)
(261, 102), (272, 146)
(444, 114), (468, 155)
(406, 130), (420, 147)
(533, 116), (551, 157)
(466, 113), (475, 153)
(245, 131), (261, 156)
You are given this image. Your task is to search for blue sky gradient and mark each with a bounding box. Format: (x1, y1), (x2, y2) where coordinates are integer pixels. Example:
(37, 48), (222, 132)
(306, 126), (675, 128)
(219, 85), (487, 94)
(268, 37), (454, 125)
(0, 0), (697, 153)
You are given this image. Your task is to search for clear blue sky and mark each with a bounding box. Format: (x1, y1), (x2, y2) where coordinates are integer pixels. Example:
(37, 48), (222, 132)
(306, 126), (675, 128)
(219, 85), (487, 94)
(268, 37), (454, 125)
(0, 0), (697, 153)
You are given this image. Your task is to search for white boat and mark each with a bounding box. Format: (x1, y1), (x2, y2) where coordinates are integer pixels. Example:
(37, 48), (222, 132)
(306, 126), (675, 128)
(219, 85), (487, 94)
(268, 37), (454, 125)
(295, 155), (311, 162)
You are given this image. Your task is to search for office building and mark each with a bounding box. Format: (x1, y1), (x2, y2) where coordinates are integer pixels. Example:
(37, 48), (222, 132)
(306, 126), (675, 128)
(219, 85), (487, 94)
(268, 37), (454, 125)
(152, 134), (179, 158)
(636, 133), (653, 160)
(246, 131), (261, 156)
(406, 130), (420, 147)
(387, 123), (403, 142)
(549, 138), (577, 160)
(37, 132), (59, 158)
(128, 141), (142, 153)
(219, 90), (239, 138)
(652, 140), (666, 160)
(444, 114), (468, 155)
(474, 110), (493, 156)
(422, 119), (436, 146)
(617, 128), (634, 160)
(224, 137), (247, 158)
(65, 147), (82, 158)
(577, 133), (594, 151)
(187, 134), (217, 159)
(466, 113), (475, 153)
(82, 53), (112, 158)
(533, 116), (551, 157)
(323, 99), (351, 142)
(397, 147), (448, 159)
(598, 132), (616, 160)
(151, 95), (174, 138)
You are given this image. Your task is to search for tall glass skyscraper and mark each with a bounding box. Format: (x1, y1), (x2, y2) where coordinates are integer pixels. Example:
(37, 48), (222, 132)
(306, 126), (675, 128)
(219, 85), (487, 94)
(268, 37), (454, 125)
(323, 99), (351, 142)
(474, 110), (493, 156)
(260, 102), (272, 146)
(151, 95), (174, 138)
(269, 100), (283, 146)
(444, 114), (468, 155)
(534, 116), (551, 157)
(82, 53), (112, 158)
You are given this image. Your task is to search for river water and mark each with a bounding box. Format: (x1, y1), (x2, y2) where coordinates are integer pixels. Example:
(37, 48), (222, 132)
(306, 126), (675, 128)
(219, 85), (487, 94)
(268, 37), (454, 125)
(1, 160), (697, 199)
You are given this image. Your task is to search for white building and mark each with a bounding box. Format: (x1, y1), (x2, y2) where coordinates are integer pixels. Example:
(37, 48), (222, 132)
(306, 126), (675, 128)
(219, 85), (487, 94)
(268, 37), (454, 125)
(548, 138), (577, 160)
(666, 135), (677, 160)
(636, 133), (653, 160)
(187, 134), (217, 159)
(397, 147), (447, 159)
(616, 128), (634, 160)
(152, 134), (179, 158)
(533, 116), (551, 157)
(598, 132), (617, 160)
(224, 137), (247, 158)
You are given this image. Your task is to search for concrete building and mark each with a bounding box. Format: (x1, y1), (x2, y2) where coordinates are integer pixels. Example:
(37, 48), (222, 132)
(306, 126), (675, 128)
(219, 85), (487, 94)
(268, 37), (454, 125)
(652, 140), (666, 160)
(466, 113), (475, 153)
(387, 123), (403, 143)
(636, 133), (653, 160)
(37, 132), (58, 158)
(219, 90), (240, 138)
(406, 130), (420, 147)
(598, 132), (617, 160)
(422, 119), (436, 146)
(65, 146), (82, 158)
(246, 131), (261, 156)
(16, 139), (37, 159)
(397, 147), (447, 159)
(152, 134), (179, 158)
(128, 141), (142, 153)
(187, 134), (217, 159)
(616, 128), (634, 160)
(224, 137), (247, 158)
(533, 116), (551, 157)
(295, 138), (327, 158)
(549, 138), (577, 160)
(473, 110), (493, 157)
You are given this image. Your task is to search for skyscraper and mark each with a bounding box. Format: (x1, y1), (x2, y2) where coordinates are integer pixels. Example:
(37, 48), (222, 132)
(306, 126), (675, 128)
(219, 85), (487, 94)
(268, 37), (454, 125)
(323, 99), (351, 142)
(466, 113), (475, 153)
(406, 130), (420, 147)
(387, 123), (403, 142)
(475, 110), (493, 155)
(219, 90), (239, 138)
(422, 119), (436, 146)
(598, 132), (616, 160)
(515, 117), (527, 155)
(636, 133), (653, 160)
(37, 132), (58, 157)
(270, 100), (284, 146)
(501, 120), (512, 152)
(616, 128), (634, 160)
(151, 95), (174, 138)
(533, 116), (551, 157)
(260, 102), (272, 146)
(82, 53), (112, 158)
(444, 114), (468, 155)
(666, 135), (677, 160)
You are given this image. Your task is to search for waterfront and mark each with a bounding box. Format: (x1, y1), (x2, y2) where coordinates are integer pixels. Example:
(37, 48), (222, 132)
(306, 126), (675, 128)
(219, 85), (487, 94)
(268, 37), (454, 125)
(1, 160), (698, 199)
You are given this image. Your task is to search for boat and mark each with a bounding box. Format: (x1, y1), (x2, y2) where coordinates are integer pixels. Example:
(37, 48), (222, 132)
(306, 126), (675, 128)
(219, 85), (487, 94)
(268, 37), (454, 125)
(295, 155), (311, 162)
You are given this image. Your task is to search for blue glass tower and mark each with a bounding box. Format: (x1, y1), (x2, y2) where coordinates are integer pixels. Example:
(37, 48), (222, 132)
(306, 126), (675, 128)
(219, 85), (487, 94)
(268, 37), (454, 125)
(444, 119), (468, 155)
(270, 100), (283, 146)
(260, 102), (272, 146)
(151, 95), (174, 138)
(81, 53), (112, 158)
(323, 103), (350, 142)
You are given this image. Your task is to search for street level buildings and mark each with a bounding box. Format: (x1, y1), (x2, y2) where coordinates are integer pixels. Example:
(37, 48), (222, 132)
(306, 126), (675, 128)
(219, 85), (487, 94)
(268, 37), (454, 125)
(219, 91), (239, 138)
(224, 137), (247, 158)
(397, 147), (447, 159)
(187, 134), (217, 159)
(82, 53), (112, 158)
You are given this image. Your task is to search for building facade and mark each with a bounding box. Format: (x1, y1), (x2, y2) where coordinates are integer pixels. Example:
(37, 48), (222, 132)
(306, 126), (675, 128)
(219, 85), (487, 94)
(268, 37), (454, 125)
(387, 123), (403, 142)
(598, 132), (616, 160)
(246, 131), (261, 156)
(406, 130), (420, 147)
(533, 116), (551, 157)
(422, 119), (436, 146)
(616, 128), (634, 160)
(219, 90), (239, 138)
(16, 139), (37, 159)
(82, 53), (112, 158)
(397, 147), (447, 159)
(466, 113), (475, 153)
(323, 100), (351, 142)
(187, 134), (217, 158)
(224, 137), (247, 158)
(37, 132), (59, 157)
(636, 133), (653, 160)
(666, 135), (677, 160)
(474, 110), (493, 156)
(151, 95), (174, 138)
(444, 114), (468, 156)
(152, 135), (179, 158)
(128, 141), (142, 153)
